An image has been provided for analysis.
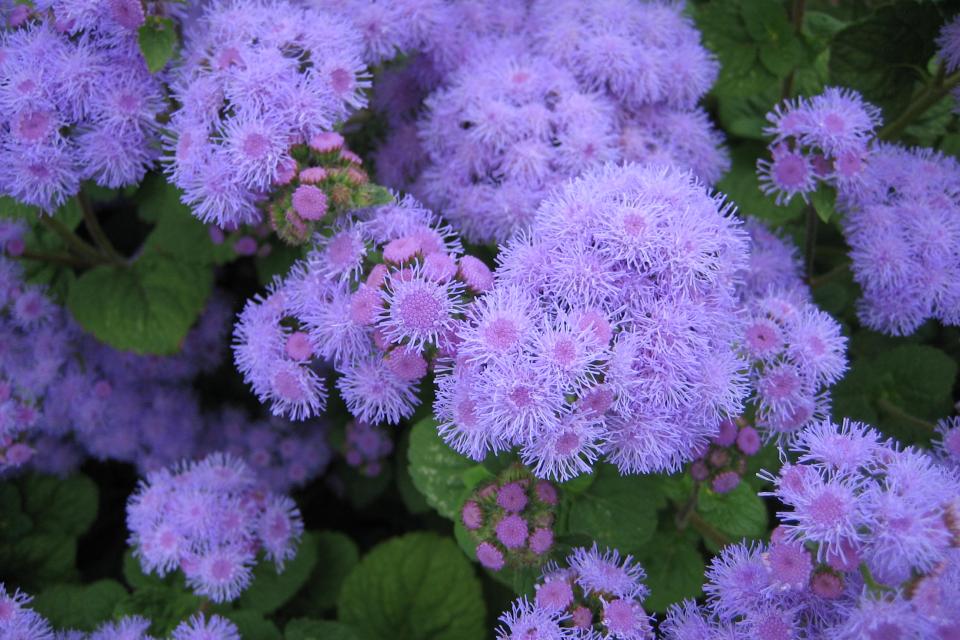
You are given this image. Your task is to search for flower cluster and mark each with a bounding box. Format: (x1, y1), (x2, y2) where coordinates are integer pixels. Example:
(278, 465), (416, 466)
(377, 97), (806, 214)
(126, 452), (304, 602)
(461, 465), (558, 572)
(934, 416), (960, 468)
(343, 419), (393, 477)
(663, 418), (960, 639)
(200, 408), (333, 493)
(234, 194), (493, 424)
(260, 132), (392, 245)
(0, 584), (241, 640)
(758, 87), (882, 204)
(838, 143), (960, 335)
(496, 545), (652, 639)
(435, 163), (750, 480)
(165, 0), (369, 227)
(736, 221), (848, 438)
(0, 17), (163, 212)
(414, 47), (621, 243)
(689, 418), (761, 494)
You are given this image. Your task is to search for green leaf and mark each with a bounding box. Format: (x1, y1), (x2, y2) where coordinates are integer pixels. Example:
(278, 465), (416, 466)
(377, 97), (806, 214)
(636, 530), (705, 613)
(566, 464), (661, 555)
(33, 580), (127, 631)
(5, 534), (77, 587)
(395, 429), (431, 515)
(295, 531), (360, 613)
(338, 533), (485, 640)
(696, 482), (769, 552)
(137, 16), (178, 73)
(238, 532), (319, 614)
(810, 184), (837, 224)
(221, 610), (282, 640)
(286, 619), (362, 640)
(113, 586), (201, 637)
(20, 473), (98, 537)
(67, 251), (213, 354)
(829, 2), (943, 116)
(833, 344), (957, 443)
(696, 1), (776, 97)
(0, 194), (38, 220)
(407, 418), (474, 519)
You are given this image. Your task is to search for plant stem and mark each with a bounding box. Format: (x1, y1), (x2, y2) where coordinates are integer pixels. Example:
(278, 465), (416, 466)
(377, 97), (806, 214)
(780, 0), (806, 100)
(37, 215), (105, 264)
(18, 249), (95, 268)
(859, 562), (894, 595)
(879, 68), (960, 140)
(675, 482), (701, 530)
(77, 192), (125, 264)
(688, 511), (733, 549)
(803, 205), (817, 282)
(809, 261), (850, 288)
(876, 398), (937, 432)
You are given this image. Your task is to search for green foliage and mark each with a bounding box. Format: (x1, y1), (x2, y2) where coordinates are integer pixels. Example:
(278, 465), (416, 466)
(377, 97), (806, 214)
(565, 464), (662, 556)
(238, 534), (319, 615)
(636, 529), (705, 613)
(221, 610), (282, 640)
(286, 619), (362, 640)
(829, 1), (944, 116)
(407, 418), (474, 519)
(833, 344), (957, 442)
(338, 533), (485, 640)
(33, 580), (128, 631)
(138, 16), (179, 73)
(294, 531), (360, 613)
(697, 482), (769, 552)
(67, 251), (212, 355)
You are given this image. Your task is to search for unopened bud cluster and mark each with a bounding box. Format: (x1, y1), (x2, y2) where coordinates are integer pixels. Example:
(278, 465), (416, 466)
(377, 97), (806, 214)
(689, 418), (761, 494)
(268, 132), (393, 245)
(461, 465), (558, 572)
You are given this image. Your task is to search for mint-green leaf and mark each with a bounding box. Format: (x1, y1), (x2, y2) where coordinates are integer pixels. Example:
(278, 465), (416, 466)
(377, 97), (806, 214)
(338, 533), (484, 640)
(137, 17), (178, 73)
(407, 418), (473, 519)
(33, 580), (127, 631)
(238, 532), (318, 614)
(67, 251), (212, 354)
(566, 464), (661, 555)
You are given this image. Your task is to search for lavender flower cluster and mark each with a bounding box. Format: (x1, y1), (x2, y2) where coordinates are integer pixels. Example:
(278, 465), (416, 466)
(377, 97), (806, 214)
(165, 0), (369, 227)
(434, 162), (750, 480)
(233, 194), (492, 424)
(759, 84), (960, 336)
(375, 0), (728, 243)
(496, 545), (653, 640)
(127, 452), (303, 602)
(738, 223), (848, 439)
(662, 419), (960, 639)
(0, 583), (240, 640)
(0, 11), (163, 211)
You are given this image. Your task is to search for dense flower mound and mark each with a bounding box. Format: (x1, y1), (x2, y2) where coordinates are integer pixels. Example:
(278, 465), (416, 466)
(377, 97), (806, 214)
(737, 222), (848, 438)
(663, 418), (960, 640)
(0, 15), (164, 212)
(127, 452), (304, 602)
(461, 464), (558, 572)
(839, 143), (960, 335)
(496, 545), (653, 639)
(233, 194), (492, 424)
(415, 46), (621, 243)
(165, 0), (369, 227)
(434, 162), (750, 479)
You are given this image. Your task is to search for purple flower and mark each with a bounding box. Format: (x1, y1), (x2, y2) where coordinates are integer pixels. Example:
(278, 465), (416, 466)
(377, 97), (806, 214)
(171, 614), (240, 640)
